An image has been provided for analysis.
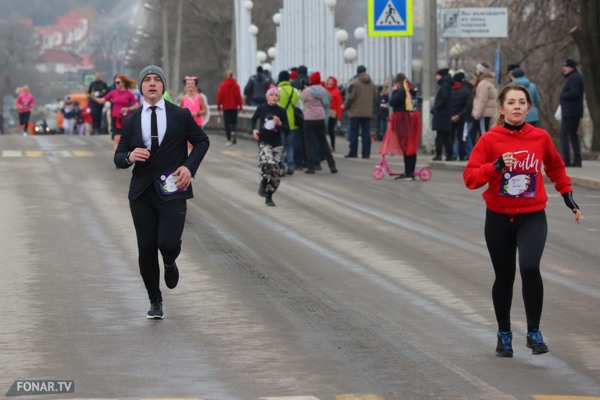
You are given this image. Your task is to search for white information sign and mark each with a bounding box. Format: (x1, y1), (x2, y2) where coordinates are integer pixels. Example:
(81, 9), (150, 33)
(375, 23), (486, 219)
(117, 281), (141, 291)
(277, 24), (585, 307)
(441, 8), (508, 38)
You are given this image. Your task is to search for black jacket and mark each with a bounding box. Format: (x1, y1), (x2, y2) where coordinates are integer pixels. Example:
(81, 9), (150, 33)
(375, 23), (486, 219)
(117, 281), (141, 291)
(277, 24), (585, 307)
(431, 74), (453, 131)
(450, 82), (473, 122)
(114, 101), (210, 201)
(560, 70), (584, 119)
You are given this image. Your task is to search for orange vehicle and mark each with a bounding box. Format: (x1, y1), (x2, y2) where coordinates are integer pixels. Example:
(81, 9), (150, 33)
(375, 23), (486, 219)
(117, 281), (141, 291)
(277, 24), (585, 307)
(68, 93), (89, 105)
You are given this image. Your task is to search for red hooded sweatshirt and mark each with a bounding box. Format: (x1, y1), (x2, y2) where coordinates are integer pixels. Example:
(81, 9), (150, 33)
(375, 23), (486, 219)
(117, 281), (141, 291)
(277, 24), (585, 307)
(217, 78), (243, 112)
(463, 123), (572, 215)
(326, 76), (343, 118)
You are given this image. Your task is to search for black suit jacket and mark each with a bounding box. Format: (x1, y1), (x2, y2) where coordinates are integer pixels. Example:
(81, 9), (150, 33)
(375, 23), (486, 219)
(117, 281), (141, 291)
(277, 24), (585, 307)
(114, 101), (210, 201)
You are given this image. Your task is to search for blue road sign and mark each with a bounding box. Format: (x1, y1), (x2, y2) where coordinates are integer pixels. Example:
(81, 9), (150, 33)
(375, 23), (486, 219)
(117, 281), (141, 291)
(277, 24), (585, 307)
(368, 0), (413, 37)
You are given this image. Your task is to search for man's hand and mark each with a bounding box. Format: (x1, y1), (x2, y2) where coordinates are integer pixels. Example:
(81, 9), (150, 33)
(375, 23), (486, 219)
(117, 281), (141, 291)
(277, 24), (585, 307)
(128, 147), (151, 163)
(172, 166), (192, 190)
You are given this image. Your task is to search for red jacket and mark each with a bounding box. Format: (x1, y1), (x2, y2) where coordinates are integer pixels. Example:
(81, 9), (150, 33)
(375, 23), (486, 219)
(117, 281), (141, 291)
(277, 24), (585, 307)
(217, 78), (243, 112)
(463, 123), (572, 215)
(326, 76), (343, 118)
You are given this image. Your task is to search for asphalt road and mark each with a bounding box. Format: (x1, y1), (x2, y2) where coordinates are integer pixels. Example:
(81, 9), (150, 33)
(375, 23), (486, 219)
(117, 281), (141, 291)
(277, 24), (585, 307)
(1, 134), (599, 400)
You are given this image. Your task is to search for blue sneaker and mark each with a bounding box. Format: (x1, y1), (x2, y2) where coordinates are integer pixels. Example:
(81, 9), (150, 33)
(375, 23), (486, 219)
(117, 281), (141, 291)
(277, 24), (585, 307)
(526, 329), (549, 355)
(496, 331), (513, 357)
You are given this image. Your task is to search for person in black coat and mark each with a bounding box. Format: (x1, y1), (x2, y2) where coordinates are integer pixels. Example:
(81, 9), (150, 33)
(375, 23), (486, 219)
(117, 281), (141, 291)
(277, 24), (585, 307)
(431, 68), (453, 161)
(115, 65), (210, 319)
(450, 72), (473, 161)
(559, 59), (585, 167)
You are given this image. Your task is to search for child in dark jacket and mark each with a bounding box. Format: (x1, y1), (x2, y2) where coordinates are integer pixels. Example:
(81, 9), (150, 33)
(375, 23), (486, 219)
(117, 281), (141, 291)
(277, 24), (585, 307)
(250, 85), (289, 206)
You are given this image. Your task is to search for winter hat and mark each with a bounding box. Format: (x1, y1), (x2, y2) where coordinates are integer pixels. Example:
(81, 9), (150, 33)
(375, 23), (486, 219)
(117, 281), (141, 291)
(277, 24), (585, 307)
(297, 65), (308, 75)
(476, 62), (490, 74)
(453, 72), (465, 82)
(290, 70), (298, 80)
(564, 59), (577, 69)
(309, 71), (321, 85)
(138, 65), (166, 95)
(436, 68), (449, 76)
(278, 70), (290, 83)
(507, 63), (520, 72)
(357, 65), (367, 74)
(265, 84), (279, 98)
(511, 68), (525, 78)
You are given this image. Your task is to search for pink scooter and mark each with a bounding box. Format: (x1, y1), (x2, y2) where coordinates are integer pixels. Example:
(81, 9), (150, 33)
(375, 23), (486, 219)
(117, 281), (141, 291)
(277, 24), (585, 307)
(372, 154), (432, 181)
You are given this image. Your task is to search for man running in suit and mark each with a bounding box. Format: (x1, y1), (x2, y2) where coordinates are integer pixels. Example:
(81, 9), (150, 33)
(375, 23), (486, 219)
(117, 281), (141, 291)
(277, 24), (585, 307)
(115, 65), (210, 319)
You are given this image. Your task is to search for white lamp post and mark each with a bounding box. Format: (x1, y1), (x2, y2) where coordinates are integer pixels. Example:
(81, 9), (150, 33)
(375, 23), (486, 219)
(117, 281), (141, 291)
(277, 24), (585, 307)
(256, 50), (267, 63)
(354, 26), (366, 67)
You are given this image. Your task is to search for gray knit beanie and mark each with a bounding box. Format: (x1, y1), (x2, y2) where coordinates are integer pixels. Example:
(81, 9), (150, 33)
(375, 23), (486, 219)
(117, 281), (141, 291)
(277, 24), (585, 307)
(138, 65), (167, 95)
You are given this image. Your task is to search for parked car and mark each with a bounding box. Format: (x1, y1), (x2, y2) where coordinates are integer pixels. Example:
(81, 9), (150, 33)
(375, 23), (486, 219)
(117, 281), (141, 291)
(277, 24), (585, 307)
(35, 115), (59, 134)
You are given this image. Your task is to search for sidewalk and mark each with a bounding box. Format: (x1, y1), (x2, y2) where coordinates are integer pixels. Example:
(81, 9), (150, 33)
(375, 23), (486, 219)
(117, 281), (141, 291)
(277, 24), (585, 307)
(428, 157), (600, 190)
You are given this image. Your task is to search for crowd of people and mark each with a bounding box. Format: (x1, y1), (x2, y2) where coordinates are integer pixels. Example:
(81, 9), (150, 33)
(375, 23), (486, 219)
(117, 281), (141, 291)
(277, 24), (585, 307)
(6, 60), (587, 356)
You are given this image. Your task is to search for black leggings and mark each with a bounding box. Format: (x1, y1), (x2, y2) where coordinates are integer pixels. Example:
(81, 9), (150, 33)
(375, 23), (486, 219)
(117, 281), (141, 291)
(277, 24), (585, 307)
(327, 117), (337, 151)
(19, 112), (31, 133)
(403, 154), (416, 175)
(484, 209), (547, 332)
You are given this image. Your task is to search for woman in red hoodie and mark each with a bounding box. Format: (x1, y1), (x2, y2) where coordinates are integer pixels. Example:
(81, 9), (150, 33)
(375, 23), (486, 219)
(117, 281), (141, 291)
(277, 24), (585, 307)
(464, 82), (581, 358)
(326, 76), (343, 152)
(217, 69), (243, 146)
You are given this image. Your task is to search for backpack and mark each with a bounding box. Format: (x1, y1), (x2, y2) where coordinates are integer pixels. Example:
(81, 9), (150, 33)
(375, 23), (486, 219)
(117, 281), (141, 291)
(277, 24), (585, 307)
(282, 87), (303, 126)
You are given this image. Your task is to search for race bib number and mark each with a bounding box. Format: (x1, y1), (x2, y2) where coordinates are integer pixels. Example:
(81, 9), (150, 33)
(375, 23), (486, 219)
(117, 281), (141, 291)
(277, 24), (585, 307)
(156, 171), (188, 195)
(500, 171), (536, 198)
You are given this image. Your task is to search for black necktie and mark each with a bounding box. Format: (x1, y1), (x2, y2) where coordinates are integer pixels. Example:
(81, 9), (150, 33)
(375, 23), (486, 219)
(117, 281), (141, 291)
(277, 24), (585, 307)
(150, 106), (158, 154)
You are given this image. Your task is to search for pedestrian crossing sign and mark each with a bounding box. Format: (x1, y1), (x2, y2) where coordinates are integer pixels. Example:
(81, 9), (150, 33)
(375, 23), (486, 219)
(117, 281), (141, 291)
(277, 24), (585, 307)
(368, 0), (413, 37)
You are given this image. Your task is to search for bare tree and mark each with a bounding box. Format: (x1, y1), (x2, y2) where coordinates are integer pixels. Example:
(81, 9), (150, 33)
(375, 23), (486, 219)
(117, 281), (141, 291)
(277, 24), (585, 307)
(572, 0), (600, 151)
(0, 20), (38, 97)
(452, 1), (583, 142)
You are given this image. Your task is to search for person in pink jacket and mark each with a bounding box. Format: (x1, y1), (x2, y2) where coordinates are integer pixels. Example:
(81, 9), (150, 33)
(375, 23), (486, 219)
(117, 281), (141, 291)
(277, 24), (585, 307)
(464, 82), (581, 359)
(16, 85), (35, 136)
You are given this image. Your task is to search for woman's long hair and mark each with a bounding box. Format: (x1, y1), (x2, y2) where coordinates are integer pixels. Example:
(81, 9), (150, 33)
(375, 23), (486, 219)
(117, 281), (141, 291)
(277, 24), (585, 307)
(491, 82), (533, 127)
(114, 73), (136, 89)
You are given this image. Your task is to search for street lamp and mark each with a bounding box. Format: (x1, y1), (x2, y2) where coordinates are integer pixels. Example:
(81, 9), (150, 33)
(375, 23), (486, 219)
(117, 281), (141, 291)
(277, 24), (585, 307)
(248, 24), (259, 36)
(449, 43), (463, 70)
(272, 13), (281, 25)
(336, 29), (348, 45)
(344, 47), (357, 63)
(256, 50), (267, 63)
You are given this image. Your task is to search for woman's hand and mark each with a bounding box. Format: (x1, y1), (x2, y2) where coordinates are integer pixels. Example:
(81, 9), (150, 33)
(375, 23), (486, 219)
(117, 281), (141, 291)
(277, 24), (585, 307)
(574, 209), (582, 224)
(252, 129), (259, 140)
(494, 152), (516, 171)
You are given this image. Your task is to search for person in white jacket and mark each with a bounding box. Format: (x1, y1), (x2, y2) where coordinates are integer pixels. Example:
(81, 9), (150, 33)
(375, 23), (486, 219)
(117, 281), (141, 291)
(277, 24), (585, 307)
(472, 63), (498, 141)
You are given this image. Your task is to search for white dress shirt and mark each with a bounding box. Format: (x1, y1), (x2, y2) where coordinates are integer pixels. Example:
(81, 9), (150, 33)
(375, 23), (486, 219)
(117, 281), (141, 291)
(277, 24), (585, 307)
(141, 98), (167, 149)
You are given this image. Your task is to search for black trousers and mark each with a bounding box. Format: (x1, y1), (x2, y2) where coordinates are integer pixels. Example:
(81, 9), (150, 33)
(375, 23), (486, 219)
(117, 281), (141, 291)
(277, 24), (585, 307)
(90, 102), (104, 133)
(304, 119), (335, 171)
(451, 121), (466, 160)
(435, 130), (452, 159)
(130, 186), (187, 303)
(484, 209), (547, 332)
(223, 109), (238, 141)
(559, 117), (582, 165)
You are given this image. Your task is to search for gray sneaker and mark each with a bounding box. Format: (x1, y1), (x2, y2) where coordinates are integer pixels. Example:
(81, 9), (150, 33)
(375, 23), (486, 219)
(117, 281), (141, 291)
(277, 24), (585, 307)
(147, 302), (164, 319)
